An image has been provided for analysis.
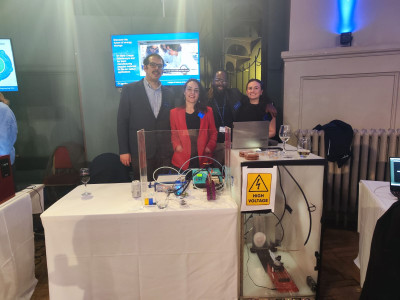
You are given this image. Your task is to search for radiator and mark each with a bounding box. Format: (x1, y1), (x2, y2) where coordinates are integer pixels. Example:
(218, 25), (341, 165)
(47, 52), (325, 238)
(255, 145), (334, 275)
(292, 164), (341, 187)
(296, 129), (399, 226)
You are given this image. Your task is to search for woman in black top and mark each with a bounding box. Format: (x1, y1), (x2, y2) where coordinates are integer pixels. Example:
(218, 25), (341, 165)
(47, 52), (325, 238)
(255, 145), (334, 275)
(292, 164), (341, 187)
(237, 79), (276, 138)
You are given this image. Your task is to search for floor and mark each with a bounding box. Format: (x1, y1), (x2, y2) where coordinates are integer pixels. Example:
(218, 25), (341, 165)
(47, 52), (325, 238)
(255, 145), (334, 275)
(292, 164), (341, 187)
(32, 232), (48, 300)
(31, 228), (361, 300)
(318, 229), (362, 299)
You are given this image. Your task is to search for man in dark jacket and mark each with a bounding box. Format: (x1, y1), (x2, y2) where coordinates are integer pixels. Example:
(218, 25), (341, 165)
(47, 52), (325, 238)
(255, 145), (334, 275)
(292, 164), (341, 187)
(117, 54), (174, 179)
(207, 70), (277, 164)
(208, 71), (243, 141)
(360, 200), (400, 299)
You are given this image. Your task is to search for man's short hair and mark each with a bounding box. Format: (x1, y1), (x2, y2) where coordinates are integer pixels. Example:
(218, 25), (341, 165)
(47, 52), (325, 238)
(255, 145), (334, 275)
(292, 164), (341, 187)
(143, 53), (164, 66)
(213, 70), (228, 83)
(214, 70), (227, 77)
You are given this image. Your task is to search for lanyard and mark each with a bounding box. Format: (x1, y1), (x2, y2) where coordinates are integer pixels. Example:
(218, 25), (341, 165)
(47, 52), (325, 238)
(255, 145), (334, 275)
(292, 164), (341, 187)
(214, 95), (226, 126)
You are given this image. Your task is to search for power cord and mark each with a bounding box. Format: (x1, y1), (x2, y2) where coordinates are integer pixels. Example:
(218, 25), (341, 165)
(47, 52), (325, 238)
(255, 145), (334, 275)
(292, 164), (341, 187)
(276, 167), (293, 228)
(25, 185), (43, 212)
(150, 155), (226, 197)
(245, 242), (276, 290)
(282, 166), (315, 246)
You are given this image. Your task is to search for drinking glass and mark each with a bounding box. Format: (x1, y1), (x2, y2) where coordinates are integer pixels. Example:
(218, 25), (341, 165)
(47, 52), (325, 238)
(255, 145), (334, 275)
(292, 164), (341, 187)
(297, 136), (311, 158)
(279, 125), (291, 153)
(155, 184), (170, 209)
(80, 168), (91, 196)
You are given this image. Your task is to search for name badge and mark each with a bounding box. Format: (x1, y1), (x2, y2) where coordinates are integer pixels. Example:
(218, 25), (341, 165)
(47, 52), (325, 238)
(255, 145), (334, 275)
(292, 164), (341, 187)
(219, 126), (225, 133)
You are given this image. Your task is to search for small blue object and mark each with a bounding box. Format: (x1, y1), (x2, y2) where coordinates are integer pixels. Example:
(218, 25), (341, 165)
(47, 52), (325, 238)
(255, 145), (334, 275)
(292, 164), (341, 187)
(145, 198), (156, 205)
(198, 111), (204, 119)
(174, 180), (184, 195)
(233, 101), (241, 111)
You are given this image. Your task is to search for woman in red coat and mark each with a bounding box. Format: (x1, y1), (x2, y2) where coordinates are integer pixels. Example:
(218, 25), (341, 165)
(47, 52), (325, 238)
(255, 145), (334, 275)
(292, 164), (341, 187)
(170, 79), (217, 170)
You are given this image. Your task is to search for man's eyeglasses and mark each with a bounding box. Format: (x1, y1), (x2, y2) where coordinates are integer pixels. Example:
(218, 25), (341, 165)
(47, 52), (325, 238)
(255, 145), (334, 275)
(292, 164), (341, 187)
(148, 62), (164, 69)
(214, 78), (227, 84)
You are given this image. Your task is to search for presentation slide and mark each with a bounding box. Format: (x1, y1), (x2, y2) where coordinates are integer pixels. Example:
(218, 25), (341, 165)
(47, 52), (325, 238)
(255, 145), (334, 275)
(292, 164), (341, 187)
(112, 32), (200, 86)
(0, 39), (18, 92)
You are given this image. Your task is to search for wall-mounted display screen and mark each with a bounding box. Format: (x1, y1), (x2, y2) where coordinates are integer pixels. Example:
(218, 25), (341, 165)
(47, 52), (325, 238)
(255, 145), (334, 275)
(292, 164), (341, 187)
(0, 39), (18, 92)
(111, 32), (200, 87)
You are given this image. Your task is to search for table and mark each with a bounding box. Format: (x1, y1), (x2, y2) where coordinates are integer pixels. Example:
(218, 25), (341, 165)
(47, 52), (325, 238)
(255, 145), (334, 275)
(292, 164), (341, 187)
(41, 183), (238, 300)
(15, 184), (45, 214)
(357, 180), (397, 287)
(0, 191), (37, 300)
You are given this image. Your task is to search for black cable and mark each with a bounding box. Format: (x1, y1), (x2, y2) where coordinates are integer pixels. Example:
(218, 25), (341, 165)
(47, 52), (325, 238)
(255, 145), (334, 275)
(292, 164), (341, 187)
(282, 166), (313, 246)
(244, 226), (253, 237)
(244, 213), (253, 225)
(270, 211), (285, 245)
(173, 179), (191, 196)
(245, 243), (276, 291)
(276, 166), (287, 226)
(173, 168), (203, 196)
(25, 185), (43, 212)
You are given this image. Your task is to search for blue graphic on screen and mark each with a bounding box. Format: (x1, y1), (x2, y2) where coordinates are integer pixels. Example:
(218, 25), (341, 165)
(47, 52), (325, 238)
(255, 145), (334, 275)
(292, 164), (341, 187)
(0, 39), (18, 92)
(111, 32), (200, 87)
(338, 0), (357, 33)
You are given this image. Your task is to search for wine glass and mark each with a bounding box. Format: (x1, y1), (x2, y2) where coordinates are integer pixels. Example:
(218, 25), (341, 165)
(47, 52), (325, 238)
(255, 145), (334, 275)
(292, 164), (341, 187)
(279, 125), (291, 153)
(80, 168), (91, 196)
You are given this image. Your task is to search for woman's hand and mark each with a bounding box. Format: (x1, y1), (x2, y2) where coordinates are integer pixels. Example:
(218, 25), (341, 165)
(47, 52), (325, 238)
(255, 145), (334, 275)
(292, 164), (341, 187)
(175, 145), (183, 152)
(204, 147), (212, 154)
(266, 103), (277, 118)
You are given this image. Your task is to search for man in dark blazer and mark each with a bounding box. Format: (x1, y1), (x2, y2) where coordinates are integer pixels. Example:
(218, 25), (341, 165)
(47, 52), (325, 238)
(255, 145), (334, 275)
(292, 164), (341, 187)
(359, 200), (400, 299)
(117, 54), (174, 180)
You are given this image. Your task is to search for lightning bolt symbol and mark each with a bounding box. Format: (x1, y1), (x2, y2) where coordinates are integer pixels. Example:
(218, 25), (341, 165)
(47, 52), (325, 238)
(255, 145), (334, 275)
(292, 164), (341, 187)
(256, 178), (261, 190)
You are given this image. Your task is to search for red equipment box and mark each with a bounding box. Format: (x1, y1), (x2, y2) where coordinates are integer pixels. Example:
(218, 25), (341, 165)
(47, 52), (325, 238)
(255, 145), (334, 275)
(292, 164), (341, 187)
(0, 155), (15, 204)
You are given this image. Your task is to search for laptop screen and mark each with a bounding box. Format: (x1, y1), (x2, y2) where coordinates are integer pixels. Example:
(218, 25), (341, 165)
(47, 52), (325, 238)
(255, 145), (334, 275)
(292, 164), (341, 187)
(232, 121), (270, 149)
(389, 157), (400, 190)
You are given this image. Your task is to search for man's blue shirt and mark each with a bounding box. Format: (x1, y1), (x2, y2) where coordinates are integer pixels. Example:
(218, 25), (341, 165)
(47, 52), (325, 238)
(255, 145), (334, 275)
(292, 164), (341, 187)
(0, 102), (17, 164)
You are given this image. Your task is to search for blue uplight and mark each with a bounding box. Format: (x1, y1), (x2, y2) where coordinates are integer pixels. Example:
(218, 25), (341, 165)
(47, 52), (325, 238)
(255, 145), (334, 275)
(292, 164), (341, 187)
(338, 0), (357, 33)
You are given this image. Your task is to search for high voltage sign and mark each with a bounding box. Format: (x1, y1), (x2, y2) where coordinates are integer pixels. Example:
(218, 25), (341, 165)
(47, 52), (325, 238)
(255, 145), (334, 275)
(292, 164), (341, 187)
(246, 173), (271, 205)
(241, 167), (277, 212)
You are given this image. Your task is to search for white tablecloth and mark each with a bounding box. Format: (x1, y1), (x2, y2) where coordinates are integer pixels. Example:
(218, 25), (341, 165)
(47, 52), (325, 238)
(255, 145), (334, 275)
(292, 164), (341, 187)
(0, 193), (37, 300)
(41, 183), (238, 300)
(357, 180), (397, 287)
(15, 184), (45, 214)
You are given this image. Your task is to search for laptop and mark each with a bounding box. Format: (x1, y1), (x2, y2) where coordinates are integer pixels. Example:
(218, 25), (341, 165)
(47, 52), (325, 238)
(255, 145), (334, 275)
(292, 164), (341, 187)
(232, 121), (270, 149)
(389, 157), (400, 199)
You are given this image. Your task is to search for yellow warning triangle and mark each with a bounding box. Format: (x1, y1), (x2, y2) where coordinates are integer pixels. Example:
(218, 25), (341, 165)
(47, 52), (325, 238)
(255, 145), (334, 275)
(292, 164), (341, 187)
(248, 174), (269, 192)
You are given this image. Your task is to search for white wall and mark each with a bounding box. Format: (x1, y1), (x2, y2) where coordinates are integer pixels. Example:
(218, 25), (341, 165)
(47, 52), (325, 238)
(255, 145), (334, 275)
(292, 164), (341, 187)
(289, 0), (400, 52)
(283, 0), (400, 132)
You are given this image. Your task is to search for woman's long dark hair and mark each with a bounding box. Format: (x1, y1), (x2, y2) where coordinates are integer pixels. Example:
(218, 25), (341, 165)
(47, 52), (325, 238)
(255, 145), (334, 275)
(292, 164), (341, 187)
(180, 78), (207, 114)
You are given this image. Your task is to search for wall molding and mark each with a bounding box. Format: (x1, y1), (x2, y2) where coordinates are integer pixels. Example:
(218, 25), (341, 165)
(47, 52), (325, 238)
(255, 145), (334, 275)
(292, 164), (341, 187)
(298, 72), (400, 129)
(283, 46), (400, 132)
(282, 44), (400, 62)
